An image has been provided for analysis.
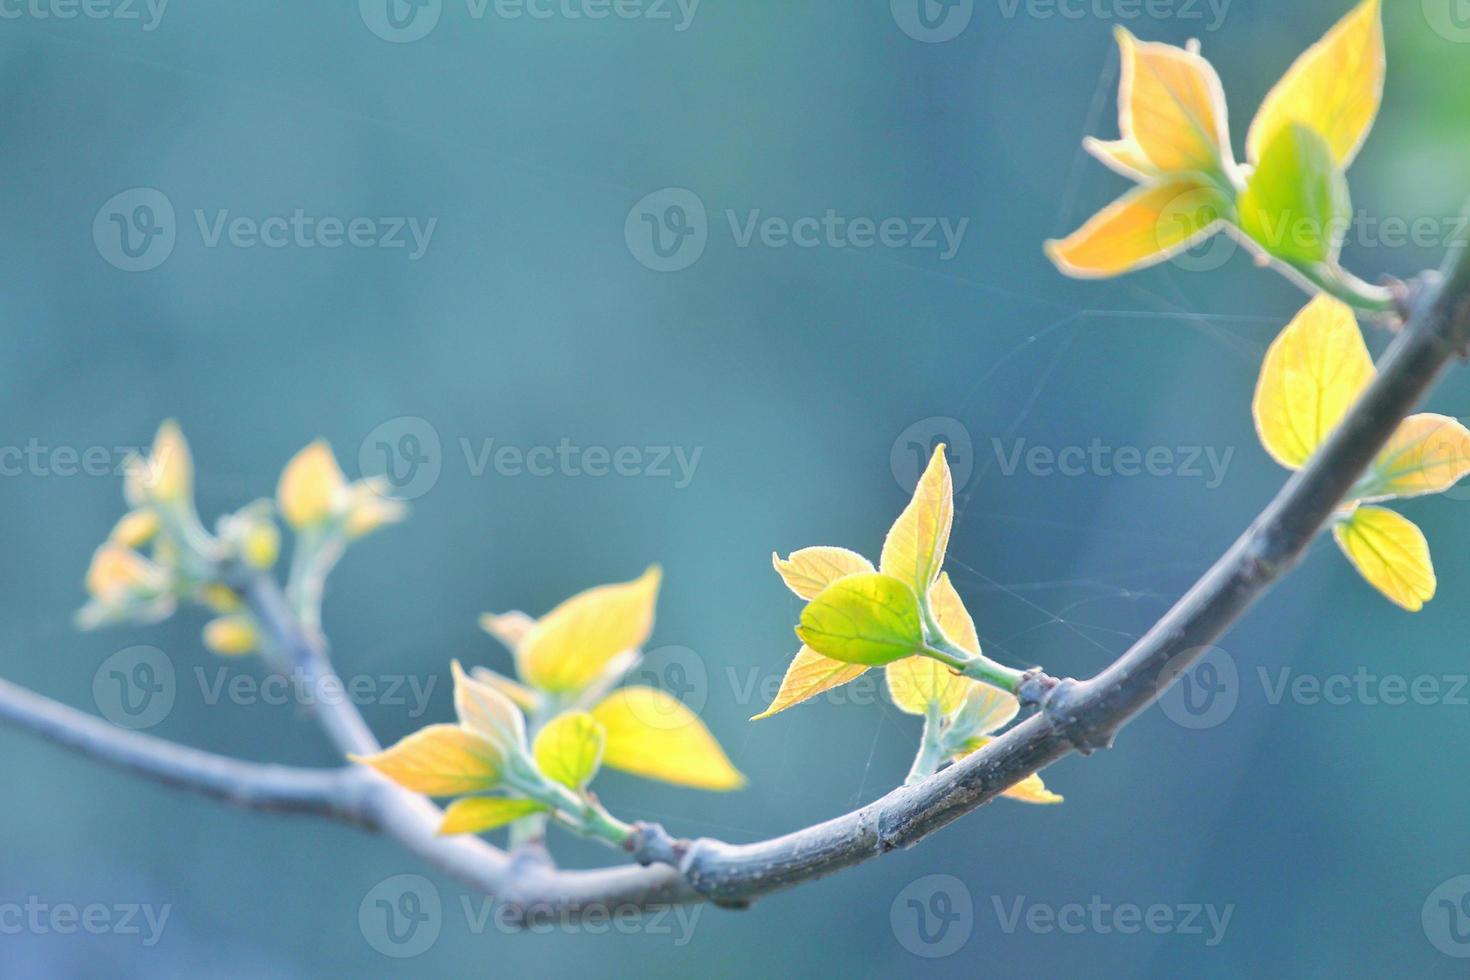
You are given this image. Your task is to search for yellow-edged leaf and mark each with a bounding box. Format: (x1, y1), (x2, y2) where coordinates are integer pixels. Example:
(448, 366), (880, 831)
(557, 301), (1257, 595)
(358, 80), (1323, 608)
(751, 646), (869, 720)
(1112, 28), (1232, 175)
(880, 444), (953, 597)
(1358, 414), (1470, 502)
(796, 573), (924, 667)
(146, 420), (194, 505)
(1253, 294), (1374, 469)
(930, 572), (979, 654)
(1246, 0), (1383, 169)
(885, 657), (967, 717)
(948, 682), (1020, 736)
(277, 440), (347, 529)
(438, 797), (549, 836)
(953, 736), (1062, 804)
(771, 547), (875, 601)
(592, 686), (745, 790)
(1333, 505), (1436, 612)
(350, 724), (504, 796)
(452, 660), (527, 751)
(1083, 137), (1156, 182)
(532, 711), (605, 790)
(1045, 178), (1229, 279)
(518, 567), (661, 693)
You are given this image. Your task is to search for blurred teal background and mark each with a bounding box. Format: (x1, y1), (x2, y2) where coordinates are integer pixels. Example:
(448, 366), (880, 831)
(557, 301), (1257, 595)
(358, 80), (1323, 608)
(3, 1), (1470, 976)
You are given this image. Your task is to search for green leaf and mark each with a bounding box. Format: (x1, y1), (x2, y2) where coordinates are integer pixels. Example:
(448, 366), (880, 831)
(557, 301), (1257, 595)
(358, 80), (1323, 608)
(1238, 122), (1350, 267)
(795, 573), (925, 667)
(437, 797), (550, 836)
(532, 711), (606, 791)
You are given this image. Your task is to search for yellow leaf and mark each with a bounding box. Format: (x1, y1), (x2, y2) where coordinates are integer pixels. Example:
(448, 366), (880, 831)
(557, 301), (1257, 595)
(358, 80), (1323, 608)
(592, 686), (745, 790)
(880, 444), (953, 597)
(532, 711), (606, 790)
(1246, 0), (1383, 169)
(1253, 294), (1375, 470)
(885, 657), (967, 717)
(202, 615), (259, 656)
(146, 420), (194, 505)
(751, 646), (869, 720)
(438, 797), (549, 836)
(110, 509), (160, 549)
(1333, 506), (1435, 612)
(929, 572), (979, 654)
(1083, 137), (1156, 182)
(796, 573), (925, 667)
(950, 682), (1020, 735)
(85, 544), (166, 603)
(952, 736), (1062, 804)
(518, 568), (661, 693)
(1111, 28), (1232, 175)
(242, 521), (281, 570)
(1045, 178), (1229, 279)
(451, 660), (527, 751)
(771, 547), (875, 601)
(350, 724), (504, 796)
(344, 481), (408, 539)
(469, 665), (542, 713)
(1003, 774), (1065, 805)
(277, 440), (348, 529)
(1359, 414), (1470, 501)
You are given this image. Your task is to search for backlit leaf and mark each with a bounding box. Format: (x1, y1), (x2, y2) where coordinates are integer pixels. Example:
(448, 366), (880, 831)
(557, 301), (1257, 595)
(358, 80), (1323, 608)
(452, 660), (528, 752)
(1045, 178), (1229, 279)
(592, 686), (746, 790)
(517, 567), (661, 693)
(277, 440), (348, 529)
(438, 797), (549, 836)
(929, 572), (979, 654)
(771, 547), (875, 601)
(1110, 28), (1232, 175)
(750, 646), (869, 720)
(1357, 414), (1470, 502)
(1333, 505), (1436, 612)
(1253, 294), (1374, 469)
(469, 665), (542, 713)
(948, 682), (1020, 736)
(350, 725), (504, 797)
(885, 656), (967, 717)
(532, 711), (605, 791)
(1246, 0), (1383, 169)
(880, 444), (953, 597)
(1238, 123), (1350, 266)
(796, 573), (924, 667)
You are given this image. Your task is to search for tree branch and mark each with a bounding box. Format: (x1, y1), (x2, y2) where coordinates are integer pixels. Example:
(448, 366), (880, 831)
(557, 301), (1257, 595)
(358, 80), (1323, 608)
(6, 240), (1468, 922)
(0, 677), (365, 822)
